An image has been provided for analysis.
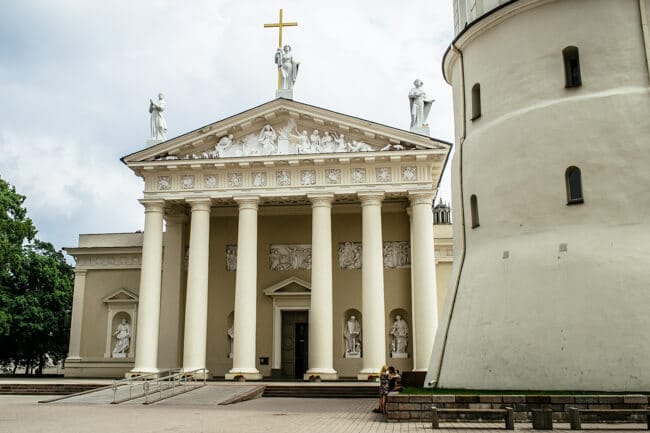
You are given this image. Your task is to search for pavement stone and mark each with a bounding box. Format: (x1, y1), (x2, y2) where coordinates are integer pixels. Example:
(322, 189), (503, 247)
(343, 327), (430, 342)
(0, 395), (647, 433)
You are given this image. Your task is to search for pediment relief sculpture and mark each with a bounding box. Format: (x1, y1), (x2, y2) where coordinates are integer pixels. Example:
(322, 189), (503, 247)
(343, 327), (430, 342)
(151, 118), (418, 161)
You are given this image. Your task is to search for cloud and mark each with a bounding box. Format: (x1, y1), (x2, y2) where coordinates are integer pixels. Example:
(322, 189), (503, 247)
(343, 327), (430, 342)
(0, 0), (456, 256)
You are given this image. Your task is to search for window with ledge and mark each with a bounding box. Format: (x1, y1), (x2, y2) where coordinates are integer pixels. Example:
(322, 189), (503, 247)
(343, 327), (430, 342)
(471, 83), (481, 120)
(470, 194), (480, 228)
(563, 46), (582, 88)
(565, 166), (584, 204)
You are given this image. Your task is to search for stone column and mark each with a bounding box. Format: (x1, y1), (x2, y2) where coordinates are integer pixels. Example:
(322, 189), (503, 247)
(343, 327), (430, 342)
(182, 199), (212, 377)
(305, 194), (338, 380)
(358, 192), (386, 379)
(66, 269), (87, 361)
(131, 200), (165, 375)
(409, 192), (438, 371)
(158, 212), (187, 370)
(226, 196), (262, 380)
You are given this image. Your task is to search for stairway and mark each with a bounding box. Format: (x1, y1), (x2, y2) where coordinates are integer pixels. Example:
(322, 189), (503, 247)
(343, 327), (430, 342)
(263, 384), (378, 398)
(0, 383), (103, 395)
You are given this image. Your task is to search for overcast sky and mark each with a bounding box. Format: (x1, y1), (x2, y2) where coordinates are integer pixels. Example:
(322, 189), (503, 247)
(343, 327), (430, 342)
(0, 0), (455, 258)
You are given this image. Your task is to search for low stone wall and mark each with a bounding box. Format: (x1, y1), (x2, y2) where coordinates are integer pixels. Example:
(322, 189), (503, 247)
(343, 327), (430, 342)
(386, 393), (649, 423)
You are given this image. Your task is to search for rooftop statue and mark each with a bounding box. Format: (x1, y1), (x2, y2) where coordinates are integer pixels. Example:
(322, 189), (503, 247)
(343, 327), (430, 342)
(149, 93), (167, 140)
(409, 79), (434, 134)
(275, 45), (300, 91)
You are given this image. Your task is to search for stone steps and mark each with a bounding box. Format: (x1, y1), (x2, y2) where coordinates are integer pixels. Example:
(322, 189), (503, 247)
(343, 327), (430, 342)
(0, 384), (103, 395)
(263, 385), (377, 398)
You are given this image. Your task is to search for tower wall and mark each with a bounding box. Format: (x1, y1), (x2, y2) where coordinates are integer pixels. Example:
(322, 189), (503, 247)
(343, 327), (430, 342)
(428, 0), (650, 390)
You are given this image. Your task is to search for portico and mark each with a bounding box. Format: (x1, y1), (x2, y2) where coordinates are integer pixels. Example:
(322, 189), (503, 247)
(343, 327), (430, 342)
(65, 98), (452, 379)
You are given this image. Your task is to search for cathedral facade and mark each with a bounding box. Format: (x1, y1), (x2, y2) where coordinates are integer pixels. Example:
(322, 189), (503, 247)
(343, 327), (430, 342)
(64, 98), (452, 379)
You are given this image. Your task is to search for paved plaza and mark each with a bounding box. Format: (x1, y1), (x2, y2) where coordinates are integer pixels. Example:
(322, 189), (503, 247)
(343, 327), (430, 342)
(0, 393), (646, 433)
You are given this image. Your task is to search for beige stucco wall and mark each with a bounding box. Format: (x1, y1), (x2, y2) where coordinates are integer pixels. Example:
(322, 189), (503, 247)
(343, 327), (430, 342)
(428, 0), (650, 391)
(79, 269), (141, 359)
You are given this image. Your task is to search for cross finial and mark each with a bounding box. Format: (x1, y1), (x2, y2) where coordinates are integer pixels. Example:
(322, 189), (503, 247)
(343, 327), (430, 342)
(264, 9), (298, 89)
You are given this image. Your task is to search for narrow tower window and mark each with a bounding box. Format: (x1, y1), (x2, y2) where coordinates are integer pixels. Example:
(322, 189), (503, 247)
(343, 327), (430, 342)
(563, 46), (582, 88)
(470, 194), (480, 228)
(471, 84), (481, 120)
(565, 166), (584, 204)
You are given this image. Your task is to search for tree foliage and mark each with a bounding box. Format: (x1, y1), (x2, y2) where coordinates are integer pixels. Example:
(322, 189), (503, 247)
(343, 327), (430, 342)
(0, 177), (73, 374)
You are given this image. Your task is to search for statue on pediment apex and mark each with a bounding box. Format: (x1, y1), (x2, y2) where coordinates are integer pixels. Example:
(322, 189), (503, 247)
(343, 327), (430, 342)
(275, 45), (300, 90)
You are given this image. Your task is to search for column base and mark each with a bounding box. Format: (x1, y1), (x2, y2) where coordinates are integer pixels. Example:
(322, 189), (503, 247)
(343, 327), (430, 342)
(126, 368), (160, 379)
(358, 367), (381, 382)
(183, 369), (211, 380)
(304, 369), (338, 381)
(225, 372), (263, 381)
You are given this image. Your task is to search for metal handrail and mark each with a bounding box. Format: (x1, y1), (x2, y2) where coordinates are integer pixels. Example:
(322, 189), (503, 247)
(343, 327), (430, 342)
(142, 368), (207, 404)
(111, 368), (178, 404)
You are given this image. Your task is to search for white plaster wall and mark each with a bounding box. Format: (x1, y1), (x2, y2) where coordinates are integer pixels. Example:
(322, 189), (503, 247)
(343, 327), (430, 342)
(429, 0), (650, 390)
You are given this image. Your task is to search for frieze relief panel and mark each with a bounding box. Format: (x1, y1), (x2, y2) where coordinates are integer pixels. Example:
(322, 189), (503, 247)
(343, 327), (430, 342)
(269, 244), (312, 271)
(151, 118), (419, 161)
(76, 255), (141, 269)
(338, 242), (362, 269)
(383, 241), (411, 268)
(146, 160), (434, 193)
(225, 245), (237, 271)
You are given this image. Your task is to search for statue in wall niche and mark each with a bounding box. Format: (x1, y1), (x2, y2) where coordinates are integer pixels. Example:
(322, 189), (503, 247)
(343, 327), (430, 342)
(149, 93), (167, 140)
(390, 315), (409, 358)
(258, 124), (277, 154)
(227, 326), (234, 358)
(344, 315), (362, 358)
(408, 79), (434, 130)
(112, 318), (131, 358)
(275, 44), (300, 90)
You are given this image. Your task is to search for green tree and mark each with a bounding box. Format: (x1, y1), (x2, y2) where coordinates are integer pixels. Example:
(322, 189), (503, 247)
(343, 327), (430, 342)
(0, 177), (73, 375)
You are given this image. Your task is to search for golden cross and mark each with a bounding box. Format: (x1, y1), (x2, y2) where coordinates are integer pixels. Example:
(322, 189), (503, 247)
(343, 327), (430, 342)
(264, 9), (298, 89)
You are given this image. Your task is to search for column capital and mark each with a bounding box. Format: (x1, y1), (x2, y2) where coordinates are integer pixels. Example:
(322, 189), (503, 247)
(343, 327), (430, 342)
(308, 193), (334, 208)
(186, 198), (212, 212)
(358, 192), (384, 207)
(408, 191), (436, 206)
(234, 195), (260, 211)
(74, 269), (88, 277)
(139, 199), (165, 213)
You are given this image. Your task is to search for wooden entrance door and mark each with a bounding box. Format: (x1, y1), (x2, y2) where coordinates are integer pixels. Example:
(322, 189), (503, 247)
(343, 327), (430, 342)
(281, 311), (309, 379)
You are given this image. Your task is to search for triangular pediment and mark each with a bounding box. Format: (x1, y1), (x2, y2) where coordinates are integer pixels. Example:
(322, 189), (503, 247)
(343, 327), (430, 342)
(264, 276), (311, 296)
(122, 99), (449, 164)
(103, 288), (138, 304)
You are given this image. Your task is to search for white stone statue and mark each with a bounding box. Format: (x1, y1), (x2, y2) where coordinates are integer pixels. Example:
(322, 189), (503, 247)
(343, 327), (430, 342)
(149, 93), (167, 140)
(310, 130), (321, 152)
(321, 131), (334, 152)
(112, 318), (131, 358)
(333, 133), (348, 152)
(275, 44), (300, 90)
(294, 129), (311, 154)
(390, 315), (409, 358)
(344, 315), (362, 357)
(215, 134), (234, 157)
(258, 125), (277, 154)
(409, 79), (434, 132)
(227, 326), (234, 358)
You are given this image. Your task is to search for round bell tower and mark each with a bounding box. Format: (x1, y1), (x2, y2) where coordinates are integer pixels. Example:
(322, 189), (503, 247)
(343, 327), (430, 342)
(427, 0), (650, 390)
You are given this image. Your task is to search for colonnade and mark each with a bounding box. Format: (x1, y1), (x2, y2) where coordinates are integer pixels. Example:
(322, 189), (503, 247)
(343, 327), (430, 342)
(130, 191), (438, 379)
